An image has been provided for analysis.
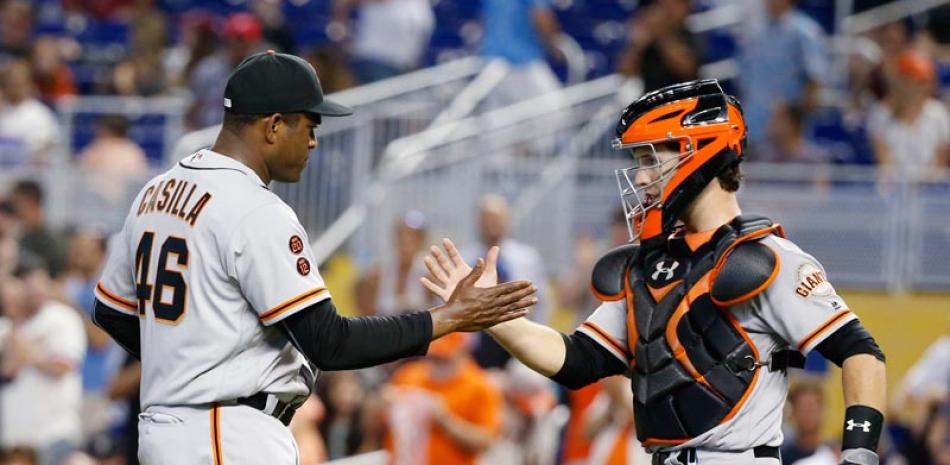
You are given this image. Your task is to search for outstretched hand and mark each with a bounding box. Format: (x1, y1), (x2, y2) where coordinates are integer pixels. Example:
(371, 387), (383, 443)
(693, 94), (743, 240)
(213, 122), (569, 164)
(424, 239), (534, 337)
(422, 238), (499, 303)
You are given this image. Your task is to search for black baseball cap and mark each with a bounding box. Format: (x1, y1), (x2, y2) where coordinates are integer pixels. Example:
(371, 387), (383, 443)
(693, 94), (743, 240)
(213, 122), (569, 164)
(223, 50), (353, 117)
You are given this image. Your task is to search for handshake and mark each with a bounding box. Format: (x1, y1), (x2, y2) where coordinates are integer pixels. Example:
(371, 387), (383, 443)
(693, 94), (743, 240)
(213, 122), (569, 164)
(422, 239), (536, 338)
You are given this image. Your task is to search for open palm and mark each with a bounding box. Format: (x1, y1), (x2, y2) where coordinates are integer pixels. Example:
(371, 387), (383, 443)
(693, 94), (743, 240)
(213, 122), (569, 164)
(421, 238), (500, 303)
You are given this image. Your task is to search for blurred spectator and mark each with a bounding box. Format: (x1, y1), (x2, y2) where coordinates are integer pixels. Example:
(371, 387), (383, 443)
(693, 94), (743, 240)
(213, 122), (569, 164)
(868, 50), (950, 180)
(781, 380), (828, 464)
(358, 211), (430, 316)
(761, 102), (832, 163)
(9, 180), (66, 278)
(461, 194), (549, 368)
(0, 60), (62, 166)
(616, 0), (700, 92)
(316, 371), (370, 459)
(560, 383), (602, 465)
(482, 359), (560, 465)
(61, 228), (125, 453)
(187, 12), (264, 130)
(0, 260), (87, 465)
(30, 36), (77, 101)
(899, 324), (950, 408)
(0, 447), (38, 465)
(331, 0), (434, 84)
(480, 0), (563, 109)
(289, 395), (328, 465)
(105, 355), (140, 465)
(251, 0), (296, 53)
(559, 208), (628, 329)
(163, 12), (218, 90)
(304, 46), (356, 93)
(111, 10), (168, 97)
(0, 0), (31, 62)
(61, 0), (134, 21)
(384, 333), (502, 465)
(737, 0), (829, 149)
(77, 115), (149, 179)
(558, 233), (601, 326)
(583, 376), (650, 465)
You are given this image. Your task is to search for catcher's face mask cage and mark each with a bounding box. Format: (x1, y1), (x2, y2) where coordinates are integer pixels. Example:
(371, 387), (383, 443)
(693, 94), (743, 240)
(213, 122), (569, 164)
(613, 137), (695, 243)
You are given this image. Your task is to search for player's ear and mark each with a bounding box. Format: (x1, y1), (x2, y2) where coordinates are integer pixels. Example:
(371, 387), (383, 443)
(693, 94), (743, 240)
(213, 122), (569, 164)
(263, 113), (282, 144)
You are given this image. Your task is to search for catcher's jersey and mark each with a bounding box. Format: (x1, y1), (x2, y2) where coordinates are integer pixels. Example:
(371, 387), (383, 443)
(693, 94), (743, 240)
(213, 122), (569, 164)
(95, 150), (330, 409)
(579, 233), (855, 451)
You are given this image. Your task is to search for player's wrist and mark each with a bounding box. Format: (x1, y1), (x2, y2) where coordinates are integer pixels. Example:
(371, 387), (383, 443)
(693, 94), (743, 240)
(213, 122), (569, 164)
(840, 405), (883, 465)
(427, 304), (459, 339)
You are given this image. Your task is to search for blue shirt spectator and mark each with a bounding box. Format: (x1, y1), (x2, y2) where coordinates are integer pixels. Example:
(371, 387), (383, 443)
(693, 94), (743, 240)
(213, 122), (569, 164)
(480, 0), (552, 67)
(737, 0), (829, 147)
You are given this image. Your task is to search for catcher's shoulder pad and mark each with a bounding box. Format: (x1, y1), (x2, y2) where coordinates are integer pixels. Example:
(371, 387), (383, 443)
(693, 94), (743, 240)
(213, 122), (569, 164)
(711, 239), (779, 307)
(591, 244), (639, 301)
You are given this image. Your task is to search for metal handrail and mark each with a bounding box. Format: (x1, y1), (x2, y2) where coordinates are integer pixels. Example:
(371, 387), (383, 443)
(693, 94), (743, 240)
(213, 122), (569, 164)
(840, 0), (950, 35)
(328, 56), (484, 107)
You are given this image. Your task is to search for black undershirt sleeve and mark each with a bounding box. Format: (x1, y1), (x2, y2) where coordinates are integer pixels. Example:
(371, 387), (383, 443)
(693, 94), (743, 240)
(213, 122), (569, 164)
(815, 319), (885, 367)
(550, 332), (628, 390)
(92, 300), (141, 360)
(279, 298), (433, 371)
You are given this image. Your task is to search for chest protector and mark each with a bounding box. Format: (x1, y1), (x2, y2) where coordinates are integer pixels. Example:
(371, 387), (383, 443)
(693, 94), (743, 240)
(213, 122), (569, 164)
(591, 215), (789, 447)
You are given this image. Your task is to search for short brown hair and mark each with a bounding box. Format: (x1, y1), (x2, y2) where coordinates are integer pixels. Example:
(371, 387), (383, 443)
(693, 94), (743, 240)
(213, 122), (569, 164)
(717, 163), (742, 192)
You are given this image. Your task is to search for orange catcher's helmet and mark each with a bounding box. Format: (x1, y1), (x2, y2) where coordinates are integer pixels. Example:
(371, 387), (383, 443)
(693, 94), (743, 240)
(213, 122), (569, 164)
(612, 79), (747, 243)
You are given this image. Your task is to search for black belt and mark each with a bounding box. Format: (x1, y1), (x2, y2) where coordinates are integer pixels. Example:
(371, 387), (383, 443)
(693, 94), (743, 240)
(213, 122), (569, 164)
(651, 446), (781, 465)
(236, 392), (302, 426)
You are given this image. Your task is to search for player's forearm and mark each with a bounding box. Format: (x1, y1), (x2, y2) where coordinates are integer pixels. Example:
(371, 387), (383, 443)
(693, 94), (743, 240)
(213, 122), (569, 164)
(281, 299), (431, 371)
(842, 354), (886, 410)
(486, 318), (566, 377)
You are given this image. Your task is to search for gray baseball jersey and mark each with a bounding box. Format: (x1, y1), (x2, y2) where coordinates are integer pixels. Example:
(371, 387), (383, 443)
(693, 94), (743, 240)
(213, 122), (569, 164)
(578, 234), (855, 451)
(95, 149), (329, 410)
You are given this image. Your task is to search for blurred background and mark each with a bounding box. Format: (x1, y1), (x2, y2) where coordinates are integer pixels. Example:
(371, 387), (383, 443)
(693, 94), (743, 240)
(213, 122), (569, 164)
(0, 0), (948, 464)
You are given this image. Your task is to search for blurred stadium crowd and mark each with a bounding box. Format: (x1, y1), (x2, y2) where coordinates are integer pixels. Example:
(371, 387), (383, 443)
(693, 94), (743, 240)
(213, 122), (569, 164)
(1, 0), (949, 465)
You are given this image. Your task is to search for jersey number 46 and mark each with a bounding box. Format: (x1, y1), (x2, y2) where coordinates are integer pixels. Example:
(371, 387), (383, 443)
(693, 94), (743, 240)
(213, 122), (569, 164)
(135, 232), (189, 323)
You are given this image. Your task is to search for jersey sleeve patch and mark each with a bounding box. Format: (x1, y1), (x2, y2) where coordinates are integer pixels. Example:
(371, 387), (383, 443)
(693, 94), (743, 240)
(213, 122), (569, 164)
(94, 282), (139, 316)
(289, 235), (304, 255)
(793, 261), (835, 299)
(259, 287), (331, 325)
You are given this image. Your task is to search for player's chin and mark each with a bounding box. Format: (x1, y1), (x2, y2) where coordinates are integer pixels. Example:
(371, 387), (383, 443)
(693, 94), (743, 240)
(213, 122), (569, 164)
(274, 167), (304, 183)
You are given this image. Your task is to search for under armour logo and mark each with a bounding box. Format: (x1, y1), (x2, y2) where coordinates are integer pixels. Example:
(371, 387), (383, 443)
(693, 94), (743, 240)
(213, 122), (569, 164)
(651, 260), (680, 282)
(846, 419), (871, 433)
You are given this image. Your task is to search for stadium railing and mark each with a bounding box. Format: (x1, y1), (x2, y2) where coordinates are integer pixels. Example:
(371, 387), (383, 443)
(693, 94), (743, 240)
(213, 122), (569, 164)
(0, 57), (490, 232)
(310, 73), (627, 269)
(308, 71), (950, 292)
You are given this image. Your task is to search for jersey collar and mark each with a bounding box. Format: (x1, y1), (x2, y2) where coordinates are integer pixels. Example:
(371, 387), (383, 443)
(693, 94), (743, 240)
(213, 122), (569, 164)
(180, 149), (269, 188)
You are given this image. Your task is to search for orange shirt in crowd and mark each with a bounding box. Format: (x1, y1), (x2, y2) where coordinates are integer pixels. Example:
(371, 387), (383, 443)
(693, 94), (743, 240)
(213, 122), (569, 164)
(561, 381), (603, 464)
(386, 357), (502, 465)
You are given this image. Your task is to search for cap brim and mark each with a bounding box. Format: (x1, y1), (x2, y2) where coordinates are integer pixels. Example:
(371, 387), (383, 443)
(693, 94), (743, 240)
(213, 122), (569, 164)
(308, 98), (353, 117)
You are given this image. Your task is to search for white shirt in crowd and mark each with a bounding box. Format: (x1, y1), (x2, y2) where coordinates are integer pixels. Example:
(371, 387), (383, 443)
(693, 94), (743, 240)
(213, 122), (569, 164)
(352, 0), (435, 70)
(0, 301), (87, 448)
(867, 99), (950, 178)
(901, 334), (950, 400)
(0, 98), (61, 165)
